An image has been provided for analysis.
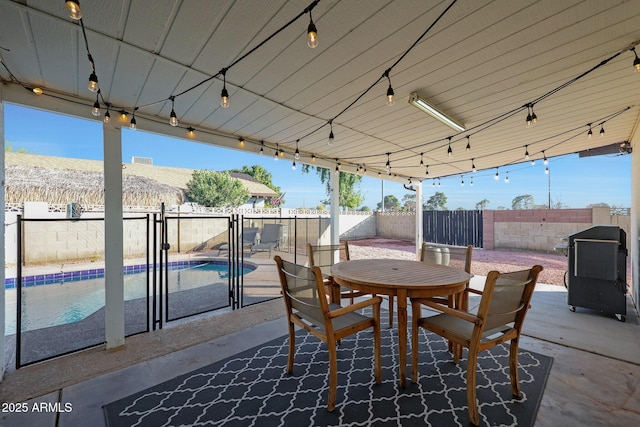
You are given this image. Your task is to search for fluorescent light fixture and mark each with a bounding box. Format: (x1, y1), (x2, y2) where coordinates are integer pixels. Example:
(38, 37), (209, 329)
(409, 92), (465, 132)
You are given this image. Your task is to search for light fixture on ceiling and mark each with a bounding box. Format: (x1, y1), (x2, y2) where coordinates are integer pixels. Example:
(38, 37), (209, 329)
(494, 167), (499, 180)
(425, 165), (429, 175)
(129, 113), (137, 130)
(632, 48), (640, 73)
(447, 137), (453, 157)
(103, 104), (111, 123)
(408, 92), (465, 132)
(238, 137), (244, 147)
(600, 124), (605, 137)
(187, 127), (195, 137)
(307, 11), (318, 48)
(32, 87), (43, 95)
(311, 154), (316, 163)
(91, 92), (100, 117)
(328, 119), (335, 146)
(385, 153), (391, 174)
(295, 140), (300, 160)
(524, 145), (530, 160)
(526, 103), (538, 127)
(465, 135), (471, 152)
(259, 141), (264, 155)
(384, 70), (395, 106)
(169, 96), (178, 127)
(220, 68), (229, 108)
(471, 159), (476, 172)
(274, 144), (279, 160)
(87, 71), (98, 93)
(335, 160), (340, 175)
(543, 150), (548, 165)
(65, 0), (82, 20)
(587, 123), (593, 139)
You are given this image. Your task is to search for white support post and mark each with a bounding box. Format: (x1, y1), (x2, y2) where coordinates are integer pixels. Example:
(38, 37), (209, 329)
(415, 181), (423, 260)
(0, 86), (6, 377)
(330, 169), (340, 247)
(631, 136), (640, 304)
(103, 122), (125, 349)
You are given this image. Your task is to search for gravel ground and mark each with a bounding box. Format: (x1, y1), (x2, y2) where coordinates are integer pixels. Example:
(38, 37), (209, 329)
(348, 238), (570, 286)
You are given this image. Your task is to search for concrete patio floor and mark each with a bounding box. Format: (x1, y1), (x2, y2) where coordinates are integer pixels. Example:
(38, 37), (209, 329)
(1, 264), (640, 426)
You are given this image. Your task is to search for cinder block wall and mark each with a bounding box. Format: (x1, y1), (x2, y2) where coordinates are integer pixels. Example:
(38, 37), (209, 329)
(376, 212), (415, 240)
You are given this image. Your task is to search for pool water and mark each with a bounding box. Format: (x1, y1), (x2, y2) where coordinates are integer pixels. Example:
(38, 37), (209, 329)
(4, 262), (255, 335)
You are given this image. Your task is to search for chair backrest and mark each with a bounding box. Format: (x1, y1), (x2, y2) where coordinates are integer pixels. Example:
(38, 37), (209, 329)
(476, 265), (543, 336)
(242, 227), (259, 244)
(421, 242), (473, 273)
(307, 242), (350, 276)
(260, 223), (283, 243)
(274, 255), (328, 326)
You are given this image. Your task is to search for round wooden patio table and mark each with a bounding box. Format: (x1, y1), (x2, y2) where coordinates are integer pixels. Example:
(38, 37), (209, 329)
(331, 258), (472, 388)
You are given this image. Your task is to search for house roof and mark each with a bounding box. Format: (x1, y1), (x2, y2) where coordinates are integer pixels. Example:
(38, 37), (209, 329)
(4, 152), (278, 206)
(0, 1), (639, 184)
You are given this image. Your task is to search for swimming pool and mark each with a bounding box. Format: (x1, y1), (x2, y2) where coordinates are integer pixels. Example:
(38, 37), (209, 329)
(4, 260), (256, 335)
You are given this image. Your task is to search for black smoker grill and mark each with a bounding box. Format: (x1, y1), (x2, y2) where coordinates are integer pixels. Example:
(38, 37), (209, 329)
(566, 225), (627, 322)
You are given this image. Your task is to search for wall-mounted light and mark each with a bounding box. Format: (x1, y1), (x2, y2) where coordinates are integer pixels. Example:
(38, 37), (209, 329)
(409, 92), (465, 132)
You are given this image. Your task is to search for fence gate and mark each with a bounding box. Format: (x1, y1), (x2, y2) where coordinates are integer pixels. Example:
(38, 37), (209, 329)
(153, 209), (240, 329)
(422, 210), (483, 247)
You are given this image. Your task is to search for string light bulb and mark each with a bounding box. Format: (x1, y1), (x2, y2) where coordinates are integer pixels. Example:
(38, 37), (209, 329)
(526, 103), (538, 127)
(465, 135), (471, 152)
(425, 165), (429, 175)
(187, 127), (195, 137)
(328, 119), (334, 146)
(238, 137), (244, 147)
(600, 124), (605, 137)
(461, 178), (464, 187)
(447, 137), (453, 157)
(103, 106), (111, 123)
(274, 144), (279, 160)
(545, 166), (549, 175)
(119, 110), (127, 121)
(385, 153), (391, 173)
(130, 112), (137, 130)
(294, 140), (300, 160)
(260, 141), (264, 155)
(587, 123), (593, 139)
(471, 159), (476, 172)
(65, 0), (82, 20)
(524, 145), (530, 160)
(220, 68), (229, 108)
(632, 48), (640, 73)
(91, 93), (100, 117)
(32, 87), (43, 95)
(169, 97), (178, 127)
(543, 151), (548, 165)
(292, 160), (297, 170)
(419, 153), (424, 167)
(311, 154), (316, 163)
(87, 71), (98, 93)
(494, 167), (499, 180)
(384, 70), (395, 106)
(335, 161), (340, 175)
(307, 11), (318, 48)
(505, 171), (510, 183)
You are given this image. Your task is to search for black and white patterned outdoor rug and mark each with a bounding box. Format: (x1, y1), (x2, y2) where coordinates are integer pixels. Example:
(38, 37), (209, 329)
(104, 317), (552, 427)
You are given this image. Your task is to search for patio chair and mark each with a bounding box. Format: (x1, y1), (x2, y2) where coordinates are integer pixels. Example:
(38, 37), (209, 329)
(419, 243), (474, 357)
(251, 223), (283, 256)
(410, 265), (543, 426)
(274, 255), (382, 411)
(308, 242), (395, 328)
(217, 227), (259, 255)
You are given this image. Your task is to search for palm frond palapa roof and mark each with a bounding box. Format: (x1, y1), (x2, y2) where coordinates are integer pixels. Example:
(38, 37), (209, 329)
(4, 152), (278, 206)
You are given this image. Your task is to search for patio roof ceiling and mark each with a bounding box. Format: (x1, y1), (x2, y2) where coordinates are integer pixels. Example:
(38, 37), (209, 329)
(1, 0), (639, 183)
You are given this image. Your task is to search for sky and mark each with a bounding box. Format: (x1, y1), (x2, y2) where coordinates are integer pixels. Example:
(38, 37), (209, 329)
(4, 104), (632, 210)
